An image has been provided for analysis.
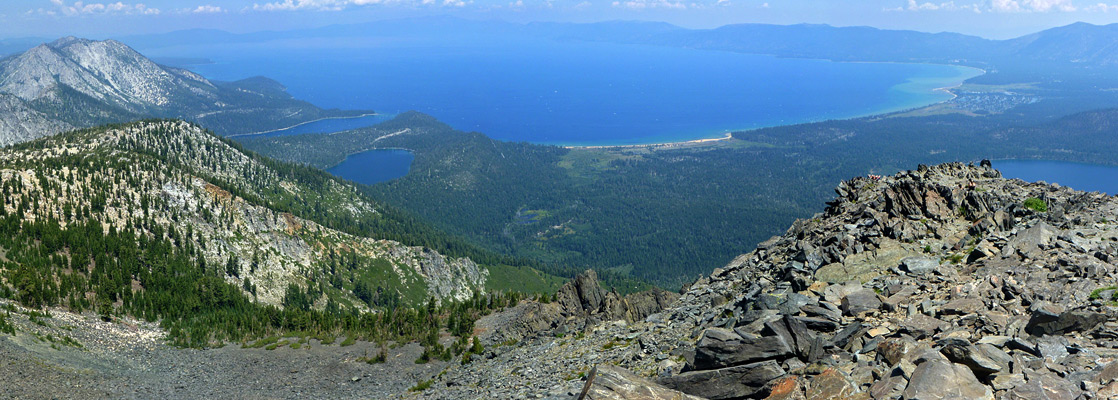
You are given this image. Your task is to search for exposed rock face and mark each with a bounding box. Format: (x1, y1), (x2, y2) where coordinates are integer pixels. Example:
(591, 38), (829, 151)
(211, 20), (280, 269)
(0, 94), (73, 146)
(557, 270), (609, 317)
(0, 37), (361, 145)
(0, 38), (212, 108)
(418, 162), (1118, 400)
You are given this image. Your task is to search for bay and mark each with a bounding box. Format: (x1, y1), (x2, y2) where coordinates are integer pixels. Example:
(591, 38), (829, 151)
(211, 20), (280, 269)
(995, 160), (1118, 195)
(241, 113), (396, 138)
(145, 35), (979, 146)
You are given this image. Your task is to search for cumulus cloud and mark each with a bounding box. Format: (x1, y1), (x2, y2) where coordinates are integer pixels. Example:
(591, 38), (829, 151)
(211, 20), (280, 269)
(889, 0), (1084, 12)
(1084, 2), (1118, 11)
(36, 1), (161, 16)
(251, 0), (344, 11)
(890, 0), (982, 11)
(183, 5), (225, 13)
(250, 0), (437, 10)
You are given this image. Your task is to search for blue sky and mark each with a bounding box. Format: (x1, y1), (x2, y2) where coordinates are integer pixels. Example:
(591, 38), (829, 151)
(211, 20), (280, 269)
(3, 0), (1118, 39)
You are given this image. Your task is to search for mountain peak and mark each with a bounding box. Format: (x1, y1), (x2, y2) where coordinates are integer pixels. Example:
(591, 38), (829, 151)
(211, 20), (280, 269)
(47, 36), (91, 49)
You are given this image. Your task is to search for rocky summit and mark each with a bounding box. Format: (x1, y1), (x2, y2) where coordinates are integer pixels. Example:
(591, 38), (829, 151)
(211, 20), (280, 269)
(417, 162), (1118, 399)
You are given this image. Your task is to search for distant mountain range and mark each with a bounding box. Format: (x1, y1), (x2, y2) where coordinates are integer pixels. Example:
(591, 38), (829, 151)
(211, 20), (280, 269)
(106, 18), (1118, 69)
(1, 20), (1115, 146)
(0, 37), (364, 146)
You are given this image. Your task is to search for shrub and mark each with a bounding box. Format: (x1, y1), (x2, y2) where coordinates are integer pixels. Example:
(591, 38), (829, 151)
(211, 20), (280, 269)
(1024, 197), (1047, 212)
(409, 379), (433, 392)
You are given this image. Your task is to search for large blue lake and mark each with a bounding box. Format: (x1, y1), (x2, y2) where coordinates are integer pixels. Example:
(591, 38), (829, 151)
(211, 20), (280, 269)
(996, 160), (1118, 195)
(142, 35), (979, 146)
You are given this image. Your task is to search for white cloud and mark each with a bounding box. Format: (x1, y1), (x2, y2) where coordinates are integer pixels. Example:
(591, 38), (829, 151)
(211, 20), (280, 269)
(250, 0), (441, 10)
(900, 0), (982, 11)
(986, 0), (1077, 12)
(252, 0), (343, 11)
(1085, 2), (1118, 11)
(889, 0), (1079, 12)
(443, 0), (468, 6)
(36, 1), (160, 16)
(185, 5), (225, 13)
(611, 0), (686, 9)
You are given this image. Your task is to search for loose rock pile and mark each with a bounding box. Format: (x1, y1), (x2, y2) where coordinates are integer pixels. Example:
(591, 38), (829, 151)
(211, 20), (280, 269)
(419, 162), (1118, 399)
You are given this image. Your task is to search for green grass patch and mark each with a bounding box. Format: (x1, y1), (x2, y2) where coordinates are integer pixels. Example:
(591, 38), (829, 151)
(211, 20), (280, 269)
(602, 339), (630, 350)
(409, 379), (433, 392)
(244, 335), (280, 349)
(340, 335), (356, 347)
(265, 340), (290, 351)
(315, 333), (336, 345)
(1024, 197), (1047, 212)
(1089, 286), (1118, 301)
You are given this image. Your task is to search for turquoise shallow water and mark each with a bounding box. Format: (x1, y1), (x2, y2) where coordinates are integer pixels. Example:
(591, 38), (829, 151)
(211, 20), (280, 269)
(996, 160), (1118, 195)
(150, 35), (978, 146)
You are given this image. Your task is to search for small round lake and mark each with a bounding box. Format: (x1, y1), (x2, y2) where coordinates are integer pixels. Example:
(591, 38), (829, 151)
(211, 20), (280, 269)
(326, 149), (414, 185)
(995, 160), (1118, 195)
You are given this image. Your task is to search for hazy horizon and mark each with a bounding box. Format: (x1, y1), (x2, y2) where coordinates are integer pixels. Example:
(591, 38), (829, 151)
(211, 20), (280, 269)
(3, 0), (1118, 40)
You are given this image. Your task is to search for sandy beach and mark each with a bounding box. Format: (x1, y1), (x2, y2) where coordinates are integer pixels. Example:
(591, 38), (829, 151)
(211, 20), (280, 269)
(563, 132), (734, 150)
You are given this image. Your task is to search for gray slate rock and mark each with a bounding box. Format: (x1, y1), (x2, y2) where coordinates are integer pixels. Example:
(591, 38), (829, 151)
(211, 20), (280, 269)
(841, 289), (882, 316)
(901, 314), (948, 339)
(939, 342), (1008, 375)
(692, 327), (792, 370)
(902, 360), (993, 400)
(577, 365), (705, 400)
(1025, 309), (1107, 336)
(660, 360), (784, 400)
(1004, 370), (1082, 400)
(900, 257), (939, 275)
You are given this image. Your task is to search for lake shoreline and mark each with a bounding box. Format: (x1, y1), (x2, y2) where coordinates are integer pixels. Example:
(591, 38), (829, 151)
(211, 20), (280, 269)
(564, 133), (734, 150)
(556, 63), (984, 149)
(228, 112), (380, 138)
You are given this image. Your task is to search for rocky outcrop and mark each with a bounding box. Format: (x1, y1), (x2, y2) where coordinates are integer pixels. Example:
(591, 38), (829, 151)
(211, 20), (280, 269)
(417, 162), (1118, 399)
(556, 270), (681, 323)
(476, 269), (679, 346)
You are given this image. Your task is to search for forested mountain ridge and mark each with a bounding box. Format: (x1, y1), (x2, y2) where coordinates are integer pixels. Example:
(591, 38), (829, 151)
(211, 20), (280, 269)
(0, 37), (364, 146)
(0, 120), (524, 346)
(241, 112), (813, 289)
